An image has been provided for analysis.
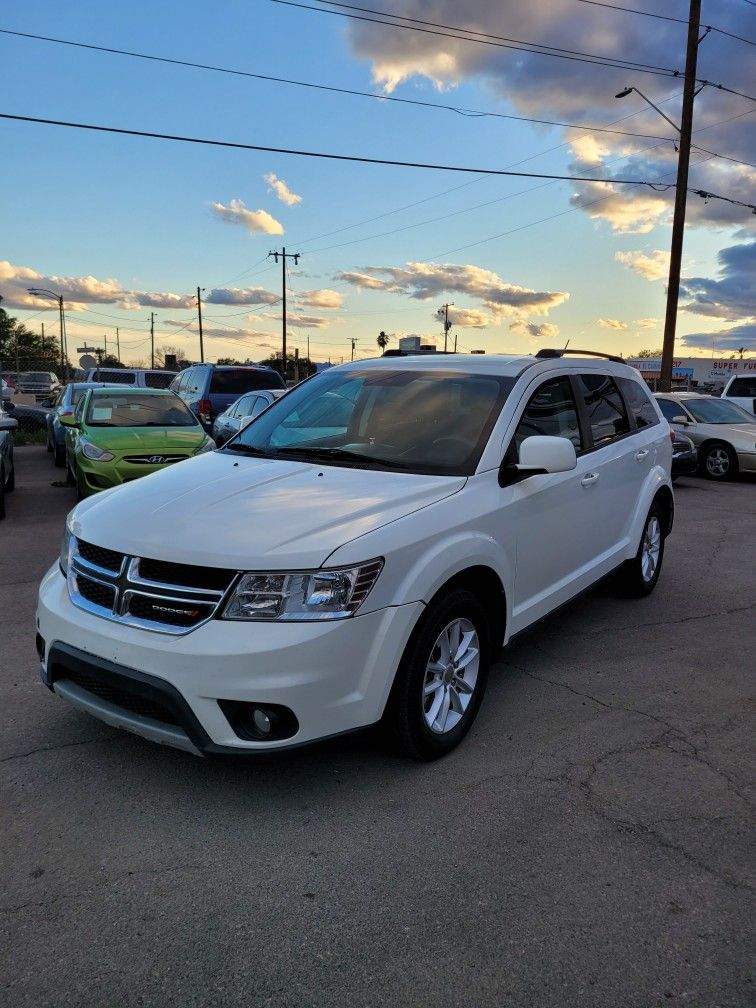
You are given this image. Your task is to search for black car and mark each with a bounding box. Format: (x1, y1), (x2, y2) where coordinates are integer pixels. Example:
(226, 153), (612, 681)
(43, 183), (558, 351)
(3, 399), (52, 434)
(170, 364), (285, 433)
(671, 430), (697, 480)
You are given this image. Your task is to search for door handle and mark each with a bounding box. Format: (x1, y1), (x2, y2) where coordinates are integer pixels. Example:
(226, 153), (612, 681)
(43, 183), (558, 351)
(635, 449), (650, 461)
(581, 472), (600, 486)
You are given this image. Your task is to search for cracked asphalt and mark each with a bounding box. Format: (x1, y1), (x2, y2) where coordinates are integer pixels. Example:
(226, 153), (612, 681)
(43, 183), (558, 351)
(1, 446), (754, 1008)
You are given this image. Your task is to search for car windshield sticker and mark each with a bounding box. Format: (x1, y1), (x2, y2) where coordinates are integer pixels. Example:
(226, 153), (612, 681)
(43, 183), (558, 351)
(91, 407), (112, 421)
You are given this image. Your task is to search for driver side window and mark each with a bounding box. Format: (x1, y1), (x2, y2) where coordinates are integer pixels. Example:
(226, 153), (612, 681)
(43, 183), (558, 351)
(513, 377), (583, 455)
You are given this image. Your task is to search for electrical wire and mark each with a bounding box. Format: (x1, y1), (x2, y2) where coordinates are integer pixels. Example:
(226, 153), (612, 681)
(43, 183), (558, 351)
(576, 0), (756, 46)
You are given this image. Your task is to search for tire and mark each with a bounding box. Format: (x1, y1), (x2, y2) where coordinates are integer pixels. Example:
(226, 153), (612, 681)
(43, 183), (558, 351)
(701, 442), (737, 481)
(53, 441), (66, 468)
(385, 589), (491, 760)
(617, 502), (665, 597)
(5, 459), (14, 492)
(46, 427), (53, 452)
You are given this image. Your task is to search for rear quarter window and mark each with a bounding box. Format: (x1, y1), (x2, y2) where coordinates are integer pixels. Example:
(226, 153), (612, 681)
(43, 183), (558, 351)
(577, 374), (631, 446)
(616, 376), (661, 429)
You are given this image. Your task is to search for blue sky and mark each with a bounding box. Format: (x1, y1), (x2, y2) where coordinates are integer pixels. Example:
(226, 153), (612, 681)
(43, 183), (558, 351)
(1, 0), (754, 365)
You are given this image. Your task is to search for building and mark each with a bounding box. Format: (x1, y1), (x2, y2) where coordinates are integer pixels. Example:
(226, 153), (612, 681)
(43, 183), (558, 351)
(626, 356), (756, 390)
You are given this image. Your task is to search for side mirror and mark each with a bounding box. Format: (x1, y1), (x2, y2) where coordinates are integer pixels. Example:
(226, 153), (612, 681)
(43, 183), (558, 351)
(499, 435), (577, 487)
(58, 412), (78, 428)
(239, 414), (255, 432)
(671, 415), (689, 424)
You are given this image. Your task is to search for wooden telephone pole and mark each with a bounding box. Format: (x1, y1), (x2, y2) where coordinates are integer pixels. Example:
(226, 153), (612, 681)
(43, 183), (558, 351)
(268, 248), (301, 382)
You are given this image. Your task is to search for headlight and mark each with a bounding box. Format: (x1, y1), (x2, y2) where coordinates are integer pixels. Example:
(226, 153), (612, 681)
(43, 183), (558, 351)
(59, 520), (74, 575)
(194, 437), (216, 455)
(80, 439), (114, 462)
(222, 559), (384, 621)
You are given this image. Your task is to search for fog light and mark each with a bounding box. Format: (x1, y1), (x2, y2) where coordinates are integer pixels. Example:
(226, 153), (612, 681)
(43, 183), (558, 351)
(253, 708), (271, 736)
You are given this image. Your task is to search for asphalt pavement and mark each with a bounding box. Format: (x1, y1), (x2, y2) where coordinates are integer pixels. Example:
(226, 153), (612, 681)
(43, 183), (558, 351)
(1, 446), (754, 1008)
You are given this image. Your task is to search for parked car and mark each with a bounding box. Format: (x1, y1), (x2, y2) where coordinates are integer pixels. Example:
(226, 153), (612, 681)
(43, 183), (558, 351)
(671, 430), (698, 481)
(39, 349), (673, 760)
(655, 392), (756, 480)
(170, 364), (285, 433)
(721, 373), (756, 416)
(212, 389), (287, 445)
(0, 407), (17, 519)
(80, 368), (178, 389)
(16, 371), (60, 399)
(1, 378), (13, 402)
(1, 372), (18, 390)
(2, 399), (52, 434)
(60, 387), (214, 499)
(46, 382), (122, 467)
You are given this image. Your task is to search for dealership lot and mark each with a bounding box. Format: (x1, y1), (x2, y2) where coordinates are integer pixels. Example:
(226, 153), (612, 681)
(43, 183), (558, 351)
(1, 447), (754, 1007)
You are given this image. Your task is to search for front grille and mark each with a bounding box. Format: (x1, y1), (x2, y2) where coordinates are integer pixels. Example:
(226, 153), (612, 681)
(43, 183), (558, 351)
(76, 575), (116, 611)
(137, 557), (235, 592)
(126, 593), (216, 628)
(77, 539), (124, 573)
(62, 669), (179, 726)
(123, 454), (187, 465)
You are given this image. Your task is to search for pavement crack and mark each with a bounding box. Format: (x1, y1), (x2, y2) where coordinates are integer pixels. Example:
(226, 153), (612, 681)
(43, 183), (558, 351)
(0, 735), (114, 764)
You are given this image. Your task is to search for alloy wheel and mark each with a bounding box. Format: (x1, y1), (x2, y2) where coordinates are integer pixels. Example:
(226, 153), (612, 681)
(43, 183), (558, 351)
(641, 516), (661, 583)
(705, 447), (730, 478)
(422, 618), (480, 734)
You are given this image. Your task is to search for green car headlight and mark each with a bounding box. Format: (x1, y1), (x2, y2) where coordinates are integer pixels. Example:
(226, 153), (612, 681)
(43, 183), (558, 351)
(80, 439), (114, 462)
(222, 559), (384, 621)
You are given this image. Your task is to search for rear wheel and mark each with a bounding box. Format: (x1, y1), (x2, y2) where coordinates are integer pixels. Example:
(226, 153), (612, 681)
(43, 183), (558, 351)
(385, 589), (490, 760)
(617, 502), (665, 597)
(701, 442), (737, 481)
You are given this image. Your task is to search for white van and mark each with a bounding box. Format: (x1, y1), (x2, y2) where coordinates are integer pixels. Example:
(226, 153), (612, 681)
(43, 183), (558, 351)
(721, 374), (756, 416)
(38, 350), (673, 760)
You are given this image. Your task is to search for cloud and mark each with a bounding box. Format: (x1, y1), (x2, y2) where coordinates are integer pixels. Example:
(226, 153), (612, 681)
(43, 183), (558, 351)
(164, 319), (277, 348)
(443, 307), (491, 328)
(510, 320), (560, 341)
(679, 241), (756, 321)
(598, 318), (628, 330)
(680, 322), (756, 353)
(270, 312), (332, 329)
(615, 250), (670, 282)
(211, 199), (284, 235)
(264, 173), (302, 207)
(205, 286), (280, 306)
(297, 288), (344, 309)
(131, 291), (195, 309)
(337, 262), (569, 317)
(634, 318), (658, 329)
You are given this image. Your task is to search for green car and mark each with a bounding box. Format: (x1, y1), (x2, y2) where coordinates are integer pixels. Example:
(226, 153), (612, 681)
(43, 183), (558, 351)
(60, 387), (214, 498)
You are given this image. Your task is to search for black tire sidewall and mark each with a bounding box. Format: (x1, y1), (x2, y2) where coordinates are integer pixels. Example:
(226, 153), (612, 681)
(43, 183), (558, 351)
(702, 442), (736, 481)
(388, 589), (491, 759)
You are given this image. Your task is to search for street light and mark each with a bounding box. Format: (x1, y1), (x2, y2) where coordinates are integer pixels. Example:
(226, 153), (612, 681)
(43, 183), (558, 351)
(615, 86), (681, 136)
(27, 288), (67, 375)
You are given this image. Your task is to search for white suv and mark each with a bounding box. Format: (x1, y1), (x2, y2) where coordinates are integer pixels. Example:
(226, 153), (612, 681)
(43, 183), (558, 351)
(37, 350), (673, 760)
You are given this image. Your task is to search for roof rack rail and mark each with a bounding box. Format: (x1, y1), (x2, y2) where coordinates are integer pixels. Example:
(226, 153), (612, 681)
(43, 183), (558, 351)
(535, 348), (624, 364)
(382, 349), (458, 357)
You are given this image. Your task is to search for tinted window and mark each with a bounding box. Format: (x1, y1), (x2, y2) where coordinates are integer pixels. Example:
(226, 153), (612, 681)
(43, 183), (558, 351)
(514, 377), (583, 452)
(685, 398), (755, 424)
(727, 377), (756, 397)
(656, 398), (688, 423)
(236, 394), (260, 417)
(209, 368), (285, 394)
(86, 393), (198, 427)
(617, 377), (660, 429)
(577, 374), (630, 446)
(144, 371), (176, 389)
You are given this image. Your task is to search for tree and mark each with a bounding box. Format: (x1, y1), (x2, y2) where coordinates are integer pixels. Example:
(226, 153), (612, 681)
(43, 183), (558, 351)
(153, 343), (188, 369)
(635, 348), (664, 359)
(216, 356), (244, 365)
(376, 330), (390, 352)
(257, 352), (316, 381)
(0, 295), (62, 375)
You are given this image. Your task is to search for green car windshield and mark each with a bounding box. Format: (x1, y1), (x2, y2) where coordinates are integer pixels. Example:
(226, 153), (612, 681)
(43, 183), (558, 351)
(85, 393), (198, 428)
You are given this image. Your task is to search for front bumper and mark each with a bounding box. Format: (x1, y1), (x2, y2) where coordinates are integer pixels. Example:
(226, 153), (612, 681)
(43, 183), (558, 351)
(37, 564), (423, 754)
(76, 453), (194, 493)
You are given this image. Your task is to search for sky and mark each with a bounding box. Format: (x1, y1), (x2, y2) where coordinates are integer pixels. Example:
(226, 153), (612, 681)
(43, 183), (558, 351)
(1, 0), (754, 366)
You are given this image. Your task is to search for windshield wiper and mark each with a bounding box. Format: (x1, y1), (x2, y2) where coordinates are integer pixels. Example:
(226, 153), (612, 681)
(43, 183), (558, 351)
(276, 446), (405, 468)
(224, 443), (280, 457)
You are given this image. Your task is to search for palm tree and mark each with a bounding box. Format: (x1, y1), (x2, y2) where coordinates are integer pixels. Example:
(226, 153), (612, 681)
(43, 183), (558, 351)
(376, 330), (389, 352)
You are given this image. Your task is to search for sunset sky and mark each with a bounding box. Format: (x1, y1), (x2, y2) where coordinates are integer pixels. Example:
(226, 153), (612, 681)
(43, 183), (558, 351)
(2, 0), (754, 366)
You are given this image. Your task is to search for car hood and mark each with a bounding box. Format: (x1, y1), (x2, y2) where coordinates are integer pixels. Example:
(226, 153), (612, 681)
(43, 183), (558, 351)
(71, 451), (466, 569)
(84, 426), (207, 452)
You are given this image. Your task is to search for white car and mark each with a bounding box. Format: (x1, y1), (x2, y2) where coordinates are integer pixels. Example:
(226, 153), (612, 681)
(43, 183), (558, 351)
(655, 392), (756, 480)
(38, 350), (673, 760)
(721, 373), (756, 416)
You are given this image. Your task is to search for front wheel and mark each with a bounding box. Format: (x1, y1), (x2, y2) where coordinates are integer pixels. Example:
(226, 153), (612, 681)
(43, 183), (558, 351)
(617, 503), (665, 597)
(385, 589), (490, 760)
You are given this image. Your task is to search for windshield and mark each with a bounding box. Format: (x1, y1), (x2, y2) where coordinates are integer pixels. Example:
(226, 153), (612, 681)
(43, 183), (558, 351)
(26, 372), (52, 382)
(85, 393), (198, 427)
(225, 368), (515, 475)
(685, 399), (755, 424)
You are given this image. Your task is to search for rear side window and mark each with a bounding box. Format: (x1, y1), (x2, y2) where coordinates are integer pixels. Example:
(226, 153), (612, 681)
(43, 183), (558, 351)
(144, 371), (175, 389)
(616, 377), (660, 429)
(577, 374), (630, 446)
(727, 377), (756, 397)
(209, 369), (285, 394)
(514, 376), (583, 452)
(100, 370), (135, 383)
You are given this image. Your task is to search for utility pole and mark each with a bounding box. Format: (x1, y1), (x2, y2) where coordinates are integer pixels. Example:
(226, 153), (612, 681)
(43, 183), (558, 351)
(306, 333), (310, 374)
(116, 327), (120, 363)
(350, 338), (358, 361)
(196, 287), (205, 363)
(104, 332), (108, 359)
(659, 0), (701, 392)
(41, 322), (45, 367)
(439, 303), (454, 352)
(294, 347), (300, 384)
(150, 312), (155, 369)
(268, 247), (301, 383)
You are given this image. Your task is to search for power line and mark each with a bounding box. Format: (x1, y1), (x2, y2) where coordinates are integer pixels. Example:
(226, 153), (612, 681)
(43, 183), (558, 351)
(0, 27), (684, 143)
(576, 0), (756, 46)
(274, 0), (683, 77)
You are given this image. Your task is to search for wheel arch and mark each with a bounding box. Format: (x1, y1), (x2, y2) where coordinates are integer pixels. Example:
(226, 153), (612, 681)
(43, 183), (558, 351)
(425, 566), (507, 659)
(651, 484), (674, 537)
